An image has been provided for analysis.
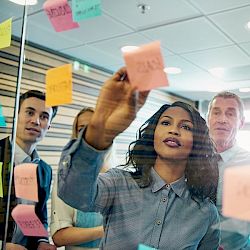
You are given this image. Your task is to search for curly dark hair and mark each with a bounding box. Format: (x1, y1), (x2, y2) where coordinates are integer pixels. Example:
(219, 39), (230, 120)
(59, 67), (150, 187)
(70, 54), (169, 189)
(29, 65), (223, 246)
(124, 101), (219, 203)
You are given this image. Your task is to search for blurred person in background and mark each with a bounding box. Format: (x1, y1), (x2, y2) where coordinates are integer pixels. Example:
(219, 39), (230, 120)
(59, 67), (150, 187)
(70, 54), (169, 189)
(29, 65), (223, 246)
(51, 107), (114, 250)
(208, 91), (250, 250)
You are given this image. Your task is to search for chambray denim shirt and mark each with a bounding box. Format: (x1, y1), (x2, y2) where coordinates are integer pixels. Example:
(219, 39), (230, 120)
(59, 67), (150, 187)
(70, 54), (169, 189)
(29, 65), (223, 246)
(58, 130), (220, 250)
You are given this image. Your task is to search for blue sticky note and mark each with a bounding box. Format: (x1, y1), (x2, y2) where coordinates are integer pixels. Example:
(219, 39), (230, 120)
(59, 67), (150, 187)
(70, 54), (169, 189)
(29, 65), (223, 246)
(0, 116), (6, 127)
(138, 244), (157, 250)
(72, 0), (101, 21)
(0, 105), (3, 116)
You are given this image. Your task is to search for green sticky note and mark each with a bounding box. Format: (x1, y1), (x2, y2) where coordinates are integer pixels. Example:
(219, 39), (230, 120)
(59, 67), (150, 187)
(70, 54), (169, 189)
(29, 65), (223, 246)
(138, 244), (157, 250)
(0, 116), (6, 127)
(72, 0), (102, 21)
(0, 162), (3, 197)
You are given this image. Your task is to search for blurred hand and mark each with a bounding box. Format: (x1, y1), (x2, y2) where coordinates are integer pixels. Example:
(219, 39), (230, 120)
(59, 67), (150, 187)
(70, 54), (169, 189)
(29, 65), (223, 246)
(37, 242), (57, 250)
(6, 243), (27, 250)
(86, 67), (149, 149)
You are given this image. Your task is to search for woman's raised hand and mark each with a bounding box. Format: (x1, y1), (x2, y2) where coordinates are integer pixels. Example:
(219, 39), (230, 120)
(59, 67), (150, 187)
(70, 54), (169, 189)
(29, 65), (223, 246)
(85, 67), (149, 149)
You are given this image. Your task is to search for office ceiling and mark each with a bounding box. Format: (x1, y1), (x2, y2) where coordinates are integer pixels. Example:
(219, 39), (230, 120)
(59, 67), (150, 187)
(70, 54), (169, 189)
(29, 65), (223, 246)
(1, 0), (250, 101)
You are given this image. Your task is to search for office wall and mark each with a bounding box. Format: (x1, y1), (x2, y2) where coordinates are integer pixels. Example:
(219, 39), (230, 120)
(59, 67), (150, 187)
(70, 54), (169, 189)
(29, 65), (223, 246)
(0, 40), (194, 234)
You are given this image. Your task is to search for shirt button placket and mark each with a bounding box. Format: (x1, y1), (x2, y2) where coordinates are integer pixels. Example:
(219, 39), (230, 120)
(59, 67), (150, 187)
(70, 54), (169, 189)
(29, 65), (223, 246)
(150, 189), (169, 248)
(161, 197), (167, 202)
(156, 219), (162, 225)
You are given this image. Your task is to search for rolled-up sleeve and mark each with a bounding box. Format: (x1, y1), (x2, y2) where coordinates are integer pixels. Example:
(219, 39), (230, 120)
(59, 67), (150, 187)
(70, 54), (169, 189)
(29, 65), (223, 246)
(57, 129), (108, 211)
(50, 177), (75, 237)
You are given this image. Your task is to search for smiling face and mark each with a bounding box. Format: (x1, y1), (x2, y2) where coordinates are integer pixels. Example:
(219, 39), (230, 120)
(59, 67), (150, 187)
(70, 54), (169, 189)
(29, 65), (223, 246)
(208, 97), (244, 152)
(16, 97), (53, 152)
(154, 106), (194, 161)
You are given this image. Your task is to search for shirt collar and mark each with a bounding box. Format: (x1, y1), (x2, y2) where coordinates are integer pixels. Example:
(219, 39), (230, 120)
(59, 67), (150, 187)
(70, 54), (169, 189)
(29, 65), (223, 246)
(151, 168), (186, 198)
(15, 143), (40, 165)
(219, 143), (240, 163)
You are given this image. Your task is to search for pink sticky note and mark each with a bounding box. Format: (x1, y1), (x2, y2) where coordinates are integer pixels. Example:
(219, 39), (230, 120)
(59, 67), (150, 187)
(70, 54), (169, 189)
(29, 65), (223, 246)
(11, 204), (48, 237)
(14, 163), (38, 202)
(43, 0), (79, 32)
(222, 165), (250, 221)
(123, 41), (169, 91)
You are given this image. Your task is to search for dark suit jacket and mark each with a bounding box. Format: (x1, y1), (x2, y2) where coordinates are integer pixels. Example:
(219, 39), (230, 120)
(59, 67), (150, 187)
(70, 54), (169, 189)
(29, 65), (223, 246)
(9, 159), (52, 250)
(26, 159), (52, 249)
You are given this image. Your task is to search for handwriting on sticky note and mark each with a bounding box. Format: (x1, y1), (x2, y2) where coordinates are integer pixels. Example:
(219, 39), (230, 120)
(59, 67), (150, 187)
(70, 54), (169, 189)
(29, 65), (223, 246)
(46, 64), (72, 106)
(123, 41), (169, 91)
(0, 18), (12, 49)
(14, 163), (38, 202)
(43, 0), (79, 32)
(72, 0), (101, 21)
(136, 57), (162, 73)
(138, 244), (157, 250)
(11, 204), (48, 237)
(222, 165), (250, 221)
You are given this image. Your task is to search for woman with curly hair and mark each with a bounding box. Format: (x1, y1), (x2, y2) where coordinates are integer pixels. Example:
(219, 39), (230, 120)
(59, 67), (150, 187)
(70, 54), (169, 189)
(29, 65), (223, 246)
(58, 68), (220, 250)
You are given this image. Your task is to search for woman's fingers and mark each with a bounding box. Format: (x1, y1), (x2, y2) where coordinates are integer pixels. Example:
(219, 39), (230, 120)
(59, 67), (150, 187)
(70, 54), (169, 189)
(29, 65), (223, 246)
(112, 67), (127, 81)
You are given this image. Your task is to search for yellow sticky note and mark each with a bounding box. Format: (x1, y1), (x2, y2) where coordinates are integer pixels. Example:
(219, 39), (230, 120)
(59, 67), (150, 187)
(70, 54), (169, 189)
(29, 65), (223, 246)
(46, 64), (72, 106)
(0, 18), (12, 49)
(0, 162), (3, 198)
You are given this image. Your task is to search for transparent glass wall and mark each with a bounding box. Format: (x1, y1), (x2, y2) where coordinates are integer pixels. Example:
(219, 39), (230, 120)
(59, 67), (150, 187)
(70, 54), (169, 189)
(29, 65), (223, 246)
(1, 0), (250, 249)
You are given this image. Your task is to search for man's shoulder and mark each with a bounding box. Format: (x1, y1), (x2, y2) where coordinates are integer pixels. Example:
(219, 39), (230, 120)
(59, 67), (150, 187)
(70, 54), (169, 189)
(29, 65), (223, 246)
(38, 158), (52, 175)
(234, 146), (250, 157)
(38, 158), (52, 168)
(37, 159), (52, 188)
(228, 145), (250, 165)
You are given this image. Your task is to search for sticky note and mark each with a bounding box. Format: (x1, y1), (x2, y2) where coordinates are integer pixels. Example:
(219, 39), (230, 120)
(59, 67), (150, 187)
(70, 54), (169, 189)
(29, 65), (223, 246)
(43, 0), (79, 32)
(72, 0), (102, 21)
(0, 18), (12, 49)
(138, 244), (157, 250)
(0, 116), (6, 127)
(11, 204), (48, 237)
(0, 104), (3, 116)
(222, 165), (250, 221)
(14, 163), (38, 202)
(0, 162), (3, 198)
(219, 217), (250, 235)
(45, 64), (72, 106)
(123, 41), (169, 91)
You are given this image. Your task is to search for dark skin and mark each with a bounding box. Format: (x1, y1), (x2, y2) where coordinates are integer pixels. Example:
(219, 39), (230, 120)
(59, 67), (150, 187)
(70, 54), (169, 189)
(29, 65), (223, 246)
(86, 67), (149, 149)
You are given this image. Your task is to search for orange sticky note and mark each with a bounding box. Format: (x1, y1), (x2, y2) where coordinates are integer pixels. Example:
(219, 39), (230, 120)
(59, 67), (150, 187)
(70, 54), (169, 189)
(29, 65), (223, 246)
(14, 163), (38, 202)
(46, 64), (72, 106)
(222, 165), (250, 221)
(43, 0), (79, 32)
(11, 204), (48, 237)
(123, 41), (168, 91)
(0, 18), (12, 49)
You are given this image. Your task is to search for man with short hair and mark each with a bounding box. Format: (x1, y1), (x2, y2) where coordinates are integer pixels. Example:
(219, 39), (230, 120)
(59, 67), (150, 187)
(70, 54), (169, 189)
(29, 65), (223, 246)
(208, 91), (250, 250)
(7, 90), (57, 250)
